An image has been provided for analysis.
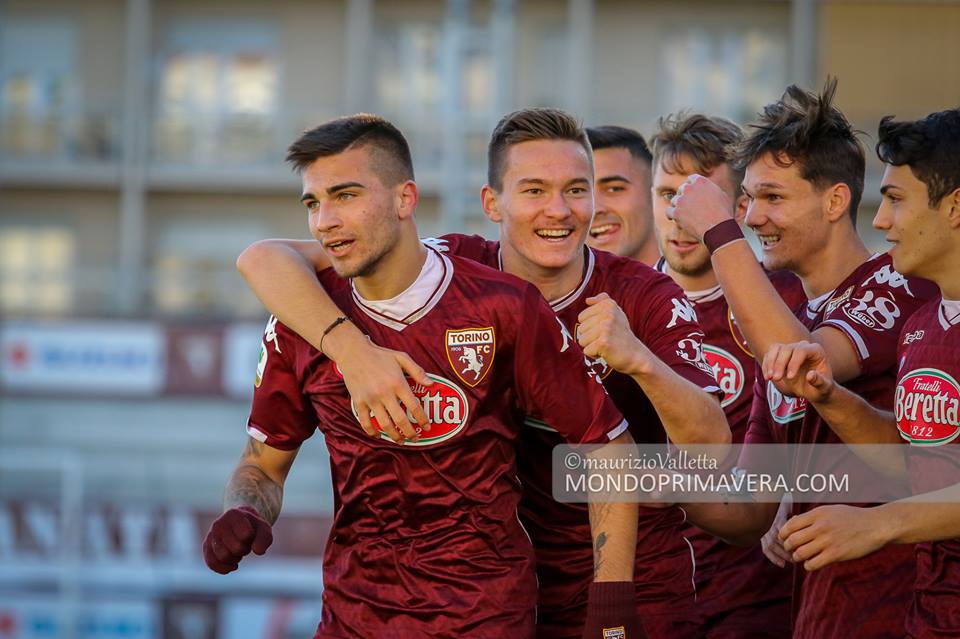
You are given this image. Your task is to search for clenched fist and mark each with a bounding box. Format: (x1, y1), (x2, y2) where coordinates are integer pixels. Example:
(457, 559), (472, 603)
(577, 293), (652, 377)
(202, 506), (274, 574)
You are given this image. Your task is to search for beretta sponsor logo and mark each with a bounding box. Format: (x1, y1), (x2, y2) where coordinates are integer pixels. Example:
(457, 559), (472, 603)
(703, 344), (744, 408)
(445, 327), (495, 387)
(896, 368), (960, 445)
(766, 380), (807, 425)
(352, 373), (471, 446)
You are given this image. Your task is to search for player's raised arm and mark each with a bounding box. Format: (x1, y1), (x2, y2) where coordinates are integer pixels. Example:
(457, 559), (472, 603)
(202, 436), (297, 574)
(576, 292), (730, 447)
(237, 238), (431, 442)
(667, 175), (865, 383)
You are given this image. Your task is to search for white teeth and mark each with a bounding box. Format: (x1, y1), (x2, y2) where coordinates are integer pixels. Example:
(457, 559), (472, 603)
(758, 234), (781, 246)
(590, 224), (615, 237)
(537, 229), (572, 238)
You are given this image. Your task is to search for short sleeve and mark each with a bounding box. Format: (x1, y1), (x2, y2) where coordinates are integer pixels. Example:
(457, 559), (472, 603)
(513, 287), (627, 444)
(246, 316), (319, 450)
(819, 265), (933, 378)
(635, 276), (721, 396)
(422, 233), (500, 267)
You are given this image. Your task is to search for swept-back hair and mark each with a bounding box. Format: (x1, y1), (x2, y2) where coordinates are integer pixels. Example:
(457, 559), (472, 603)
(737, 78), (865, 221)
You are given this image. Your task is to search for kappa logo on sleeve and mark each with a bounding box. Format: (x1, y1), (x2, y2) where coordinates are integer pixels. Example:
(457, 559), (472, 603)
(264, 315), (282, 353)
(865, 264), (914, 296)
(446, 327), (495, 387)
(556, 317), (574, 353)
(667, 297), (698, 329)
(420, 237), (450, 252)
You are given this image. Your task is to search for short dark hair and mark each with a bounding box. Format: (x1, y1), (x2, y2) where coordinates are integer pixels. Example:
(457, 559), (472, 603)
(650, 112), (744, 192)
(487, 107), (592, 190)
(286, 113), (414, 185)
(586, 125), (652, 165)
(736, 78), (865, 222)
(876, 108), (960, 207)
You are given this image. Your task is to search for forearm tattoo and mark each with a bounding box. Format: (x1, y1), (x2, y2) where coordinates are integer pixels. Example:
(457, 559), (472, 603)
(224, 439), (283, 523)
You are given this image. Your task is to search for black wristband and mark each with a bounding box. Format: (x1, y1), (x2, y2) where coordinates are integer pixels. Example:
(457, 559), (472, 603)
(319, 316), (350, 355)
(703, 218), (745, 255)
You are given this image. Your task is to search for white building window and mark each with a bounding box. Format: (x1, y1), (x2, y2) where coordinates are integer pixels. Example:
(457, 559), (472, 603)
(0, 227), (74, 314)
(660, 27), (787, 123)
(154, 21), (280, 165)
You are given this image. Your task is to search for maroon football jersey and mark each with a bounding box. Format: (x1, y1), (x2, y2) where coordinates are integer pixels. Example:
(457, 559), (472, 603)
(661, 259), (805, 638)
(743, 253), (939, 639)
(895, 296), (960, 638)
(248, 250), (626, 639)
(430, 235), (720, 639)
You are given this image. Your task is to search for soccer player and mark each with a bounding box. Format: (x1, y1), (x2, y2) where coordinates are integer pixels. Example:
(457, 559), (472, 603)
(585, 126), (660, 265)
(762, 107), (960, 639)
(201, 114), (643, 639)
(647, 113), (803, 638)
(665, 80), (939, 638)
(236, 108), (731, 639)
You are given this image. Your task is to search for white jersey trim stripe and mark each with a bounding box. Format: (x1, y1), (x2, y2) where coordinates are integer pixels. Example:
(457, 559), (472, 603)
(606, 418), (630, 441)
(247, 425), (268, 443)
(821, 318), (870, 361)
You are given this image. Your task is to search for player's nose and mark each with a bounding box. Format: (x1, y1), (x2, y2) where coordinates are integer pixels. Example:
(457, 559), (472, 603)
(743, 199), (766, 229)
(543, 191), (573, 220)
(872, 203), (892, 231)
(311, 202), (343, 234)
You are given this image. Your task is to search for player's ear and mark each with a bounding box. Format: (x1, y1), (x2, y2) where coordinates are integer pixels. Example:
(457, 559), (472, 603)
(825, 182), (852, 223)
(396, 180), (418, 221)
(944, 187), (960, 230)
(734, 193), (748, 224)
(481, 184), (502, 223)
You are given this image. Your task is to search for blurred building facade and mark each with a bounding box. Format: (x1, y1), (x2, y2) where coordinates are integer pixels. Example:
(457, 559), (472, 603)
(1, 1), (958, 637)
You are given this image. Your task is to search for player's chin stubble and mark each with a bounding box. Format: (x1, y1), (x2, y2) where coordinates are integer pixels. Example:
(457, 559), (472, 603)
(668, 253), (712, 278)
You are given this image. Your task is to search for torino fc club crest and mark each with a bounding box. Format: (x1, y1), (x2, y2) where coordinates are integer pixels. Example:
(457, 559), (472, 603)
(446, 327), (496, 387)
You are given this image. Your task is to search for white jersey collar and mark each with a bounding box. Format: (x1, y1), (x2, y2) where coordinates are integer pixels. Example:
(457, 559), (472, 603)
(939, 297), (960, 331)
(352, 248), (453, 331)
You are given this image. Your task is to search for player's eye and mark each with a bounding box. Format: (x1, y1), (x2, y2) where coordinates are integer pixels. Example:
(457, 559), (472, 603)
(336, 192), (356, 202)
(766, 193), (782, 203)
(606, 185), (625, 193)
(660, 190), (675, 202)
(568, 187), (588, 195)
(305, 200), (319, 212)
(523, 188), (543, 195)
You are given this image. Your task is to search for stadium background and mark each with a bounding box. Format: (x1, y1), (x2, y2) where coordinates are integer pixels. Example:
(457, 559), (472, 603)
(0, 1), (958, 637)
